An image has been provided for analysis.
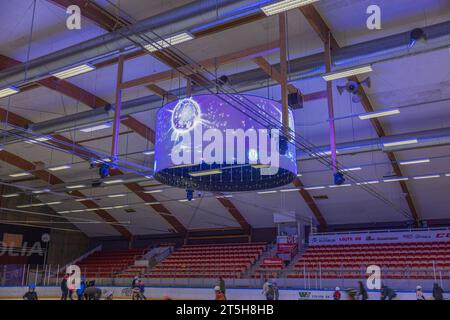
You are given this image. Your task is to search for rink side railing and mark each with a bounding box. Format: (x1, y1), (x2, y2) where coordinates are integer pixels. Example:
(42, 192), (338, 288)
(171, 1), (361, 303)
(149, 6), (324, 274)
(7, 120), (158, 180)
(1, 263), (449, 291)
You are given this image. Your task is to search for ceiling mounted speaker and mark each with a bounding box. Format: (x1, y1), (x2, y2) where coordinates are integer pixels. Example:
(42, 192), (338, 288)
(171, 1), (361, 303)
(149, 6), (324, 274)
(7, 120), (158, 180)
(288, 90), (303, 109)
(359, 77), (371, 88)
(352, 93), (362, 103)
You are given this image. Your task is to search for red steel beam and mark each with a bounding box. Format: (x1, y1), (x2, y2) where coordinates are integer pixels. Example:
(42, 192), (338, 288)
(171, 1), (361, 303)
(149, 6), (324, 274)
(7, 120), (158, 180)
(299, 4), (421, 223)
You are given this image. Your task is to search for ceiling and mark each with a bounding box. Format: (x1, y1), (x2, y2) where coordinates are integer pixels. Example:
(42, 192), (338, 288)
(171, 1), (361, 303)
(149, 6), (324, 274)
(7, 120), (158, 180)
(0, 0), (450, 237)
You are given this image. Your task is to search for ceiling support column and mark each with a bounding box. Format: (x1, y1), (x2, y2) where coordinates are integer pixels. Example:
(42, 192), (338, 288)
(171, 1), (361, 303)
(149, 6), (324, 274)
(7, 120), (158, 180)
(111, 54), (124, 160)
(324, 31), (337, 174)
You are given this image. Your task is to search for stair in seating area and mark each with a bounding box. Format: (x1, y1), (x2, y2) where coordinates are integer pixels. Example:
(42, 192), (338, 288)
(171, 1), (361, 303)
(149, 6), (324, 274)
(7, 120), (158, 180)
(145, 242), (266, 279)
(75, 248), (147, 278)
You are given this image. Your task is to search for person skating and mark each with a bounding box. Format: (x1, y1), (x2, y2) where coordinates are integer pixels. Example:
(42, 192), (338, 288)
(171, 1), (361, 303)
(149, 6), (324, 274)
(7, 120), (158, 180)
(432, 283), (444, 300)
(23, 285), (38, 300)
(262, 281), (275, 300)
(346, 288), (357, 300)
(77, 279), (86, 300)
(139, 280), (146, 300)
(60, 274), (69, 300)
(416, 285), (426, 300)
(380, 284), (397, 300)
(218, 277), (226, 297)
(333, 287), (341, 300)
(358, 281), (368, 300)
(214, 286), (226, 300)
(272, 281), (279, 300)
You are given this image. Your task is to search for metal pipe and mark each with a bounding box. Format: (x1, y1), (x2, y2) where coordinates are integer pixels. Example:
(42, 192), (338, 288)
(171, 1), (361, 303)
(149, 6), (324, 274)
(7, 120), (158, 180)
(0, 0), (275, 88)
(297, 127), (450, 161)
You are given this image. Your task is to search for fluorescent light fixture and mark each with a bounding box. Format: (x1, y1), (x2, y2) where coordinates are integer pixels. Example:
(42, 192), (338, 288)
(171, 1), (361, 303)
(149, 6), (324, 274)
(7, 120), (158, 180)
(216, 195), (233, 198)
(79, 123), (111, 133)
(103, 179), (123, 184)
(399, 159), (430, 165)
(359, 108), (400, 120)
(296, 173), (302, 177)
(383, 139), (418, 148)
(48, 165), (72, 171)
(66, 184), (86, 189)
(107, 194), (126, 198)
(32, 189), (50, 194)
(113, 205), (129, 209)
(261, 0), (319, 16)
(189, 169), (222, 177)
(413, 175), (440, 180)
(322, 65), (373, 81)
(257, 190), (277, 194)
(31, 203), (45, 207)
(51, 64), (95, 79)
(445, 173), (450, 177)
(341, 167), (362, 172)
(178, 199), (195, 202)
(144, 32), (194, 52)
(143, 150), (155, 155)
(329, 184), (352, 188)
(2, 193), (19, 198)
(252, 164), (271, 169)
(9, 172), (31, 178)
(46, 201), (62, 205)
(280, 188), (300, 192)
(143, 189), (163, 194)
(75, 198), (91, 202)
(17, 204), (32, 208)
(170, 163), (196, 169)
(71, 209), (85, 213)
(304, 186), (325, 190)
(57, 211), (70, 214)
(144, 175), (152, 179)
(86, 208), (98, 211)
(25, 136), (51, 144)
(146, 202), (161, 205)
(356, 180), (379, 185)
(0, 86), (20, 98)
(383, 177), (408, 182)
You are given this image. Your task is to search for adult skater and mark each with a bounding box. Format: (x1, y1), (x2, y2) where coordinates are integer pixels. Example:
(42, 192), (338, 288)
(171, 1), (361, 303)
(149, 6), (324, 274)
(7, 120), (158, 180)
(262, 282), (275, 300)
(272, 281), (279, 300)
(84, 285), (102, 300)
(23, 285), (38, 300)
(357, 281), (368, 300)
(380, 284), (397, 300)
(60, 273), (69, 300)
(432, 283), (444, 300)
(218, 277), (226, 296)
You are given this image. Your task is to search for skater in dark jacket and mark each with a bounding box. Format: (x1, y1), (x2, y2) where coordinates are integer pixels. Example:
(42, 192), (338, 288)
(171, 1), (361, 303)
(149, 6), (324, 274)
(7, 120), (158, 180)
(60, 274), (69, 300)
(380, 284), (397, 300)
(358, 281), (368, 300)
(432, 283), (444, 300)
(23, 285), (38, 300)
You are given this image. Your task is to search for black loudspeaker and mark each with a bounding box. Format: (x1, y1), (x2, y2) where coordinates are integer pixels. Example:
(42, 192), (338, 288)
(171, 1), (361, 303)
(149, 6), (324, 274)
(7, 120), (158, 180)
(288, 91), (303, 109)
(334, 172), (345, 185)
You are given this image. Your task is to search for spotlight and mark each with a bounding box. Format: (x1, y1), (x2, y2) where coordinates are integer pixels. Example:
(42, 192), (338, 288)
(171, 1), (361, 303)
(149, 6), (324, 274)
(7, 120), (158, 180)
(99, 163), (110, 179)
(279, 135), (288, 155)
(186, 189), (194, 201)
(333, 172), (345, 185)
(409, 28), (426, 48)
(216, 75), (230, 86)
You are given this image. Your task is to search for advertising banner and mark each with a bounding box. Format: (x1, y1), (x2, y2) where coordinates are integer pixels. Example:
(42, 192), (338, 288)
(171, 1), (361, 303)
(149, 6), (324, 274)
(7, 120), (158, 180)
(309, 229), (450, 245)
